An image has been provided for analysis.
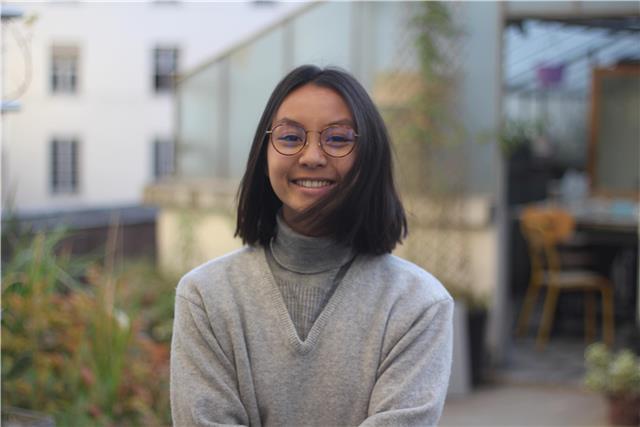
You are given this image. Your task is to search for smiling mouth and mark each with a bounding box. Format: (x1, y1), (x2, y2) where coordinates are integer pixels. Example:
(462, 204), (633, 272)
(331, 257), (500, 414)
(292, 179), (335, 188)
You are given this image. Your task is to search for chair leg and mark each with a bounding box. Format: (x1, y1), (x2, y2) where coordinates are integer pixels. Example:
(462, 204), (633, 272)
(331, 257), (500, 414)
(516, 284), (541, 337)
(601, 286), (615, 347)
(536, 287), (560, 351)
(584, 291), (596, 345)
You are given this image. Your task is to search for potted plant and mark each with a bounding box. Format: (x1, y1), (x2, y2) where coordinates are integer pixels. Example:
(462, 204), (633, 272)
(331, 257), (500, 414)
(498, 118), (544, 157)
(447, 283), (490, 388)
(584, 343), (640, 426)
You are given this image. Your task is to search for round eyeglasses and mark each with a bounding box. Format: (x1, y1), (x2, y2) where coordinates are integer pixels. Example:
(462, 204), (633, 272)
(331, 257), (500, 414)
(266, 123), (358, 158)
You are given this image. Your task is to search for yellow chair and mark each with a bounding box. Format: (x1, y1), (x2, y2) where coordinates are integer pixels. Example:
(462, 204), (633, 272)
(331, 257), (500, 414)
(515, 206), (615, 350)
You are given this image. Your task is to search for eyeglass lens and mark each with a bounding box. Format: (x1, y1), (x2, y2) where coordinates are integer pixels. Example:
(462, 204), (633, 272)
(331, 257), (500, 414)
(271, 124), (356, 157)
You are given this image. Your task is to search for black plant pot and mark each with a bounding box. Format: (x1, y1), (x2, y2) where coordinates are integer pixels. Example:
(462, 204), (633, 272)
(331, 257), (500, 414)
(506, 144), (552, 207)
(467, 308), (488, 387)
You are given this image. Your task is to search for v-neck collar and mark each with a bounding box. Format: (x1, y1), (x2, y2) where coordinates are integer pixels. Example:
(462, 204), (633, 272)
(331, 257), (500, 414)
(258, 246), (358, 355)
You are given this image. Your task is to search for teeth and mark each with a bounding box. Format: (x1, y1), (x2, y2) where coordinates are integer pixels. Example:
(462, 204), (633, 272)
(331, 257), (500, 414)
(295, 179), (333, 188)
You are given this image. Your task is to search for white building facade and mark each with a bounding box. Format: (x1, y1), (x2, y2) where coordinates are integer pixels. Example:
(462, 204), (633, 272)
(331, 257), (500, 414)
(1, 0), (304, 213)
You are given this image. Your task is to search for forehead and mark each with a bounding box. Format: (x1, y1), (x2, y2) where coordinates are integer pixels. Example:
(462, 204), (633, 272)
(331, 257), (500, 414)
(274, 84), (353, 124)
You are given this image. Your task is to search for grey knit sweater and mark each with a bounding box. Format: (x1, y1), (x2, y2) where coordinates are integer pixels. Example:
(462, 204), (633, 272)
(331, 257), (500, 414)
(266, 215), (355, 341)
(171, 244), (453, 426)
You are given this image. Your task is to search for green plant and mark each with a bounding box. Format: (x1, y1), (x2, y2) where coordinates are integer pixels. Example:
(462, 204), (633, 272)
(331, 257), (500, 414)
(585, 343), (640, 397)
(114, 260), (177, 344)
(378, 2), (489, 331)
(2, 228), (175, 426)
(411, 1), (463, 145)
(385, 2), (466, 196)
(498, 118), (545, 156)
(2, 231), (92, 420)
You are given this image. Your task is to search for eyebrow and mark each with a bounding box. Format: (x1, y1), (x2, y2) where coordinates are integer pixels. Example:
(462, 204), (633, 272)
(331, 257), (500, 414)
(273, 117), (355, 128)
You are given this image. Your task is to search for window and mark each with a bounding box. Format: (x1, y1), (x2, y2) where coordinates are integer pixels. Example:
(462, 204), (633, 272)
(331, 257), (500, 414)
(153, 139), (175, 180)
(153, 47), (179, 92)
(51, 45), (79, 94)
(50, 138), (79, 194)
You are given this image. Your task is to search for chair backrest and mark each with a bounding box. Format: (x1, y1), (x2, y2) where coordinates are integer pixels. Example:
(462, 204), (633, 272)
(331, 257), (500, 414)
(520, 206), (576, 281)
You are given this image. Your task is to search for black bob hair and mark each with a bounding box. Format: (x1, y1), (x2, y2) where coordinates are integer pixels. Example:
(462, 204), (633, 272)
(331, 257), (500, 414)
(235, 65), (407, 255)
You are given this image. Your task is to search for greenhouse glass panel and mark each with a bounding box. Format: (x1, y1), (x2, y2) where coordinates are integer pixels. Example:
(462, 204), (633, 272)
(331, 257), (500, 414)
(371, 2), (419, 74)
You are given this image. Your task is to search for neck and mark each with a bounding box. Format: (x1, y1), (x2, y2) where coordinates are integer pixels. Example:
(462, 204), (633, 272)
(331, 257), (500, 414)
(271, 213), (353, 274)
(281, 208), (321, 237)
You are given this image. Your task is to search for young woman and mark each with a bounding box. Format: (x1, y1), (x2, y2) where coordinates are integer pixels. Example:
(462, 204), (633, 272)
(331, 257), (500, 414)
(170, 65), (453, 426)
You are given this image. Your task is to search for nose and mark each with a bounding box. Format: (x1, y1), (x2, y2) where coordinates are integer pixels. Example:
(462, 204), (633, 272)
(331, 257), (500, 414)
(298, 132), (327, 168)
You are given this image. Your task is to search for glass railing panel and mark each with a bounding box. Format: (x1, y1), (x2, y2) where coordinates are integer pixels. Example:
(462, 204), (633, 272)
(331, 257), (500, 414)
(177, 61), (223, 178)
(291, 2), (352, 71)
(227, 26), (286, 179)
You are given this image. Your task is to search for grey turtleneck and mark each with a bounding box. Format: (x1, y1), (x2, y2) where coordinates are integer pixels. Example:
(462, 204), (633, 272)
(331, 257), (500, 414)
(266, 214), (354, 341)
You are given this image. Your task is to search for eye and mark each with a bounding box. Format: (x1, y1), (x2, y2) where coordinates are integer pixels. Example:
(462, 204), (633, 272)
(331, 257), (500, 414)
(323, 127), (355, 146)
(278, 134), (303, 143)
(277, 133), (304, 149)
(272, 124), (305, 149)
(326, 135), (349, 144)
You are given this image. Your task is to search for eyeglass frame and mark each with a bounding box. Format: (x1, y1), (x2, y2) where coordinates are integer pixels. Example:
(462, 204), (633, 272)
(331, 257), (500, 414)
(266, 123), (359, 158)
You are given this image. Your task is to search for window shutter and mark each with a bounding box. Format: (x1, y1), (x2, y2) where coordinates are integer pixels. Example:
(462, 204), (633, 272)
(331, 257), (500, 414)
(51, 139), (59, 190)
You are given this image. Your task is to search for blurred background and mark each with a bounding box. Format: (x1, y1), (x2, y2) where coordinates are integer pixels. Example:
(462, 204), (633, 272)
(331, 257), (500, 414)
(2, 1), (639, 426)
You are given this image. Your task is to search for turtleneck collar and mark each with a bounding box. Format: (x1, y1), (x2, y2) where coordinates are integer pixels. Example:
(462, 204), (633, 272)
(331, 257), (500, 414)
(270, 213), (354, 274)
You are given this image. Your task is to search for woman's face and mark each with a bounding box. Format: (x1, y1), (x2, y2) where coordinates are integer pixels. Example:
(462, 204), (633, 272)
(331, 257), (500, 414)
(267, 83), (356, 234)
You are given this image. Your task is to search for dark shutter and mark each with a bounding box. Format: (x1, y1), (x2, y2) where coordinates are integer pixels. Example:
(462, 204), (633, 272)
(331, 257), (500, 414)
(153, 140), (160, 179)
(71, 140), (78, 191)
(51, 139), (59, 191)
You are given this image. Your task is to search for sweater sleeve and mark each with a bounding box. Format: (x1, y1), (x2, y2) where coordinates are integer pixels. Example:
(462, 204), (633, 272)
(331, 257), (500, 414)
(170, 287), (249, 427)
(360, 297), (454, 427)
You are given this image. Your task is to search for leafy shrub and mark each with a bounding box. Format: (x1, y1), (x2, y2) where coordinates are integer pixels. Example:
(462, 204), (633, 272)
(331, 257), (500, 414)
(585, 343), (640, 397)
(2, 230), (177, 426)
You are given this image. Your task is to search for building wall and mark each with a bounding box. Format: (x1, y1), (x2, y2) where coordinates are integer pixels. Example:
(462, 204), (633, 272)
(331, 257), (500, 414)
(2, 1), (305, 213)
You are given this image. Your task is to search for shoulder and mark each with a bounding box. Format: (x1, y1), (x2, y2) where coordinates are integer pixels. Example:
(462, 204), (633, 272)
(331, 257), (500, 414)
(355, 253), (452, 307)
(354, 255), (454, 354)
(175, 246), (264, 306)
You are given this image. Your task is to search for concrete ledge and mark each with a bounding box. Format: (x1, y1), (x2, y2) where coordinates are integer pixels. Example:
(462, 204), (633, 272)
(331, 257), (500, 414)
(143, 178), (239, 214)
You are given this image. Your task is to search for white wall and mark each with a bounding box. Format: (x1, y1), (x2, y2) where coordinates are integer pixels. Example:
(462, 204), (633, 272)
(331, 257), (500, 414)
(2, 1), (305, 213)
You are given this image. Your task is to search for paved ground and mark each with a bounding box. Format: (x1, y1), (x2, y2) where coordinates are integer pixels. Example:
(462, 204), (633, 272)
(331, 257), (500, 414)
(439, 337), (610, 426)
(440, 383), (607, 427)
(498, 337), (589, 386)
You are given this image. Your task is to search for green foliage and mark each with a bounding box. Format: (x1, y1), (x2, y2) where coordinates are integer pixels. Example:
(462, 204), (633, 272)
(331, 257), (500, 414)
(383, 1), (466, 197)
(498, 118), (545, 156)
(384, 2), (483, 306)
(2, 231), (176, 426)
(585, 343), (640, 397)
(410, 1), (464, 151)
